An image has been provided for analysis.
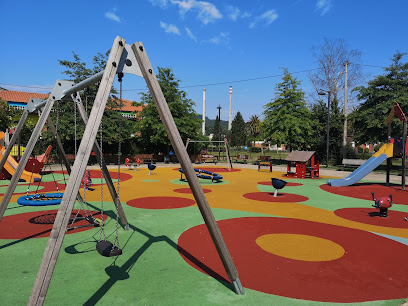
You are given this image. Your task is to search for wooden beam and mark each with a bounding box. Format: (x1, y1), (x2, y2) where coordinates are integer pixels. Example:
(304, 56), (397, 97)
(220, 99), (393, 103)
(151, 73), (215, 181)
(132, 42), (244, 295)
(72, 94), (129, 229)
(28, 36), (126, 306)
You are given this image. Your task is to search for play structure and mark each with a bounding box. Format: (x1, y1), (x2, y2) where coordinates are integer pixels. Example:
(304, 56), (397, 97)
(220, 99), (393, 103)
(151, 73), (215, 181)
(179, 167), (223, 182)
(271, 178), (287, 197)
(185, 138), (233, 171)
(147, 163), (156, 175)
(17, 193), (64, 206)
(0, 37), (243, 304)
(0, 132), (42, 182)
(327, 102), (407, 189)
(285, 151), (319, 179)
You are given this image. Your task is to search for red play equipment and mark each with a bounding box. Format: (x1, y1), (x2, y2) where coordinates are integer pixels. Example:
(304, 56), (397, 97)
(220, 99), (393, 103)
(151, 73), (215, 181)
(285, 151), (319, 179)
(371, 192), (393, 218)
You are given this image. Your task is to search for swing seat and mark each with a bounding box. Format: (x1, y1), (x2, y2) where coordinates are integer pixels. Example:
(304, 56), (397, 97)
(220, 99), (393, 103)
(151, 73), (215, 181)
(96, 240), (122, 257)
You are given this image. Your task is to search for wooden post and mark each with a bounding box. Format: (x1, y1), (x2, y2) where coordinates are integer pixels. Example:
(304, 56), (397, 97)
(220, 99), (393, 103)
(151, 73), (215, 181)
(72, 94), (129, 229)
(132, 42), (244, 295)
(28, 36), (125, 306)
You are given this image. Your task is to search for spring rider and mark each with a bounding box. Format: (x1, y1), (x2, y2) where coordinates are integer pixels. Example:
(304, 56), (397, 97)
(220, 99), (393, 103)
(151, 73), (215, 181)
(371, 192), (393, 217)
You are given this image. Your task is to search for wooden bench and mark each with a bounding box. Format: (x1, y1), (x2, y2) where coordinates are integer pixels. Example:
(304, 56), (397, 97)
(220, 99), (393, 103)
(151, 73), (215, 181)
(342, 159), (366, 167)
(256, 155), (271, 164)
(235, 154), (249, 164)
(134, 154), (156, 164)
(200, 154), (218, 164)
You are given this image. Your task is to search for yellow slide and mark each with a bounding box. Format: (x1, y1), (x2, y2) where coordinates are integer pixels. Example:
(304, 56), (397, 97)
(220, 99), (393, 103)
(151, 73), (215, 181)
(0, 148), (41, 183)
(0, 131), (41, 183)
(373, 142), (394, 158)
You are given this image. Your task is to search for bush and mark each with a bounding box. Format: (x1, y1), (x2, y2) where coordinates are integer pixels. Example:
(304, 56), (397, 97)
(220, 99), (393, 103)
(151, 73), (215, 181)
(250, 147), (262, 153)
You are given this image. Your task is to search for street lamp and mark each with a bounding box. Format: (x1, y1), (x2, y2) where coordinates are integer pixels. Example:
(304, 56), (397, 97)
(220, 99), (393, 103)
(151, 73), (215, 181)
(318, 90), (331, 168)
(217, 105), (222, 161)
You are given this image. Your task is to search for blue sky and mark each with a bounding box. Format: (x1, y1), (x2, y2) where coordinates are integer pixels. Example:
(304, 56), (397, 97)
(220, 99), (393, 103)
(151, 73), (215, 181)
(1, 0), (407, 121)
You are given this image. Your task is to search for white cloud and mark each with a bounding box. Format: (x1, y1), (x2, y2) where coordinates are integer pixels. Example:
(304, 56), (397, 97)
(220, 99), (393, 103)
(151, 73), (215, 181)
(172, 0), (222, 24)
(208, 32), (230, 45)
(185, 27), (197, 41)
(149, 0), (169, 8)
(160, 21), (181, 35)
(315, 0), (333, 16)
(249, 10), (278, 29)
(105, 10), (121, 23)
(226, 6), (240, 21)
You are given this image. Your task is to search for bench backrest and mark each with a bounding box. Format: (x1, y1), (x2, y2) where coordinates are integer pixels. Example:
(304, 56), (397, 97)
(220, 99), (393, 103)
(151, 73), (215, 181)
(237, 154), (248, 159)
(342, 159), (366, 165)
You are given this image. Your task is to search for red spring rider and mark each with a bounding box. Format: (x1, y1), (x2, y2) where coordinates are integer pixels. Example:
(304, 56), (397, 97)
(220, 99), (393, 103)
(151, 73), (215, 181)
(371, 192), (393, 218)
(82, 170), (92, 190)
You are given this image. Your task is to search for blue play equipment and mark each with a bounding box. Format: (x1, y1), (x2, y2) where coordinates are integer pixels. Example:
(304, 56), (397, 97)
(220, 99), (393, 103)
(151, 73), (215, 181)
(17, 192), (64, 206)
(179, 168), (223, 182)
(148, 163), (156, 175)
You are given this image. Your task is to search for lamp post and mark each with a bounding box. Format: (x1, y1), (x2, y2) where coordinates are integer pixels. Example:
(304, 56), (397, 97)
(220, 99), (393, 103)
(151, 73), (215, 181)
(217, 105), (222, 161)
(318, 90), (331, 168)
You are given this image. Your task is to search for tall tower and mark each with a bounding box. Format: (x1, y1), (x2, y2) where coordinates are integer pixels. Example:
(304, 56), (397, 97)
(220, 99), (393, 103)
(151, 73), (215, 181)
(202, 88), (206, 135)
(228, 86), (232, 130)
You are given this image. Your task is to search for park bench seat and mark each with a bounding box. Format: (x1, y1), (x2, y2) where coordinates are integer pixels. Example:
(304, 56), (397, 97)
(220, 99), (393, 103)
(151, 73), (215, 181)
(200, 154), (218, 164)
(342, 159), (366, 167)
(235, 154), (249, 164)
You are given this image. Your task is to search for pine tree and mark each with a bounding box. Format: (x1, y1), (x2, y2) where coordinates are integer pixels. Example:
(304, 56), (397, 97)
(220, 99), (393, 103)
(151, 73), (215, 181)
(231, 111), (246, 146)
(262, 69), (314, 151)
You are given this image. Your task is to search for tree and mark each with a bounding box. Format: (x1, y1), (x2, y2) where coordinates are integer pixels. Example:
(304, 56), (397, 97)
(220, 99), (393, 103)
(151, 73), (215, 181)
(247, 115), (261, 138)
(352, 51), (408, 144)
(230, 112), (246, 146)
(44, 51), (137, 155)
(262, 69), (314, 151)
(135, 67), (203, 153)
(212, 115), (221, 141)
(0, 99), (15, 133)
(309, 38), (363, 107)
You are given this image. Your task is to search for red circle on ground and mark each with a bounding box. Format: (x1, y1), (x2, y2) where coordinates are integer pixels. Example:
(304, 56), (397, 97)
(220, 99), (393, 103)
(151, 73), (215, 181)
(320, 183), (408, 205)
(173, 188), (212, 194)
(55, 170), (133, 182)
(172, 167), (241, 173)
(243, 192), (308, 202)
(0, 210), (105, 239)
(257, 181), (303, 187)
(335, 207), (408, 228)
(178, 217), (408, 302)
(126, 196), (195, 209)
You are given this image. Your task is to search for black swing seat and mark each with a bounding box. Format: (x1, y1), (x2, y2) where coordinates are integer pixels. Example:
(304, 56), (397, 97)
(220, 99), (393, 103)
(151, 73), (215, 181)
(96, 240), (122, 257)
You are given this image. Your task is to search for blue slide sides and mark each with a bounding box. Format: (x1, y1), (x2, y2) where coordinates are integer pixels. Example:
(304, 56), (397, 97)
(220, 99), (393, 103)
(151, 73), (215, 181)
(327, 154), (388, 187)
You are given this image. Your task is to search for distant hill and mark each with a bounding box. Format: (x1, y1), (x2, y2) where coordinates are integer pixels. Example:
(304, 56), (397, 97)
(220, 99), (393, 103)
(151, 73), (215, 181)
(197, 115), (228, 136)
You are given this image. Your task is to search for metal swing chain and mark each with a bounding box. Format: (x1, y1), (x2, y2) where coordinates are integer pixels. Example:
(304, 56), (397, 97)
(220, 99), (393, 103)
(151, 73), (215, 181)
(113, 73), (124, 250)
(99, 121), (107, 242)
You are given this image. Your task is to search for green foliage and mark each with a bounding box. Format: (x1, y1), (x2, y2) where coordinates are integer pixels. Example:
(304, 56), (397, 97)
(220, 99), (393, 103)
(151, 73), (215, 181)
(247, 115), (262, 139)
(135, 67), (203, 154)
(231, 111), (246, 146)
(0, 99), (16, 132)
(42, 51), (137, 155)
(352, 52), (408, 144)
(262, 69), (314, 151)
(310, 97), (345, 165)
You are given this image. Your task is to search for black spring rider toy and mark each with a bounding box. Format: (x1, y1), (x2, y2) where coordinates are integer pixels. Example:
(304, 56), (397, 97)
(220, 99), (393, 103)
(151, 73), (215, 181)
(371, 192), (393, 218)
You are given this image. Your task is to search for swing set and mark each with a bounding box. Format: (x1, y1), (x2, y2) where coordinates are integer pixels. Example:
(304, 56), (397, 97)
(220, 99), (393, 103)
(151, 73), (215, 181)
(0, 37), (244, 305)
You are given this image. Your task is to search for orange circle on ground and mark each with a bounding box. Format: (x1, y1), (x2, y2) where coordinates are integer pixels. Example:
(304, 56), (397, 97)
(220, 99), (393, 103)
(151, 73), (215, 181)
(173, 188), (212, 194)
(335, 207), (408, 228)
(0, 210), (105, 239)
(126, 196), (195, 209)
(178, 217), (408, 302)
(256, 234), (345, 261)
(243, 192), (308, 202)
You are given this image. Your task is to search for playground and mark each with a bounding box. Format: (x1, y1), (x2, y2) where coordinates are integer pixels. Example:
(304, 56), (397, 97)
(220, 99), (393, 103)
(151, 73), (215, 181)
(1, 162), (408, 305)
